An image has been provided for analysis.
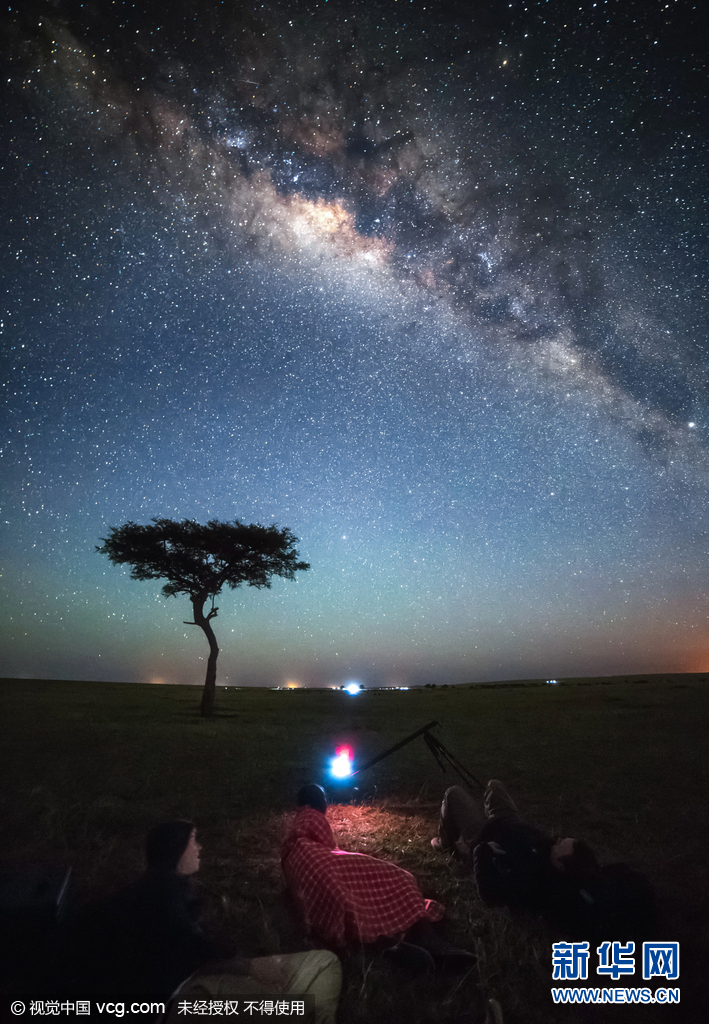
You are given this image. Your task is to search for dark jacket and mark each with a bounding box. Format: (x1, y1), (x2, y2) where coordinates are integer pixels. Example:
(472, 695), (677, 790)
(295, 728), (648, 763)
(113, 870), (222, 995)
(71, 870), (235, 998)
(473, 820), (657, 940)
(474, 818), (556, 911)
(473, 819), (595, 936)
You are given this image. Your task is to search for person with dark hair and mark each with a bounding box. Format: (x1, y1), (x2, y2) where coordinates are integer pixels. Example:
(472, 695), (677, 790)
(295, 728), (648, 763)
(110, 820), (221, 996)
(282, 785), (475, 973)
(84, 821), (341, 1024)
(297, 783), (328, 814)
(432, 782), (655, 939)
(145, 820), (202, 872)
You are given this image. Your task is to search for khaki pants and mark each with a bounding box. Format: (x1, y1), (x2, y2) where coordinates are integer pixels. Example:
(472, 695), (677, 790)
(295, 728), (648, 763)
(171, 950), (342, 1024)
(438, 781), (519, 856)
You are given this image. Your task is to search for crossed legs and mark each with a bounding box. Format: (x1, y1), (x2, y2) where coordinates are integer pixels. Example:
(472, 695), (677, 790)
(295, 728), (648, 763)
(437, 781), (520, 856)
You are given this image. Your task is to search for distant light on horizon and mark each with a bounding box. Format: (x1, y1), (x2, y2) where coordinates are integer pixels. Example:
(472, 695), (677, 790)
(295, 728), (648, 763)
(1, 0), (704, 696)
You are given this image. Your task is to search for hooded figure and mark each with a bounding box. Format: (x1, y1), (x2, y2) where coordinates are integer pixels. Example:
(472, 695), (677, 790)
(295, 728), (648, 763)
(282, 786), (445, 947)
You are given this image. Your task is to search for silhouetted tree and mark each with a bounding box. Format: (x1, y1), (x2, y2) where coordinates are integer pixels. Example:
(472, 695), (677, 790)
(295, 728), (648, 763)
(97, 518), (309, 716)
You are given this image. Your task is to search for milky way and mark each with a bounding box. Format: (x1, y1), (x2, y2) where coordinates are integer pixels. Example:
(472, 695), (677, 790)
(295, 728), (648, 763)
(2, 0), (707, 687)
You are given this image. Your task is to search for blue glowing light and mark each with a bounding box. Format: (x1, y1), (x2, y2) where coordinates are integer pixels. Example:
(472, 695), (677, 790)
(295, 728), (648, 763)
(330, 746), (353, 778)
(344, 682), (361, 695)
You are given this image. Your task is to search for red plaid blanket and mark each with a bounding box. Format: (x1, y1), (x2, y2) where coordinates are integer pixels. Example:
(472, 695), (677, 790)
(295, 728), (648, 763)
(281, 807), (444, 945)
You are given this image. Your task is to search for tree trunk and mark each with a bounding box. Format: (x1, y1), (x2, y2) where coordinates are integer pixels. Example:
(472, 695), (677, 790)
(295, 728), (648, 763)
(192, 594), (220, 717)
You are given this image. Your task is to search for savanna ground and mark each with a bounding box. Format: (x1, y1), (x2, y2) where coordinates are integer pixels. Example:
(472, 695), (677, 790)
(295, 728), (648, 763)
(1, 675), (708, 1023)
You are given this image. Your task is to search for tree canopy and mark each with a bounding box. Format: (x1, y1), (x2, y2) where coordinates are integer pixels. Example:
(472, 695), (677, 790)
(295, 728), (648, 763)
(97, 518), (309, 715)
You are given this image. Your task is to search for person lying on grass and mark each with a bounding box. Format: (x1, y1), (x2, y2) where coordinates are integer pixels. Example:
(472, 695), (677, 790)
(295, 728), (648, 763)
(281, 784), (475, 973)
(75, 820), (342, 1024)
(432, 781), (656, 940)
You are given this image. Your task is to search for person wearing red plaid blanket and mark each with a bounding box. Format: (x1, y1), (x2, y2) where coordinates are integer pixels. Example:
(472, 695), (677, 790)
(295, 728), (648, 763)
(282, 785), (475, 973)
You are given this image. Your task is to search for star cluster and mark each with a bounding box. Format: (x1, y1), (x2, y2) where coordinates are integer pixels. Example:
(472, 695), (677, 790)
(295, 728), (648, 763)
(1, 0), (707, 687)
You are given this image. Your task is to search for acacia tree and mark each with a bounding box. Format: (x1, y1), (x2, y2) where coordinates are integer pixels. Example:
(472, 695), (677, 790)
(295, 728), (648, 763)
(97, 518), (309, 716)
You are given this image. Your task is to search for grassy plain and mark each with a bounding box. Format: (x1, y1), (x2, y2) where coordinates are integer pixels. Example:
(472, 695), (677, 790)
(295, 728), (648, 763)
(1, 674), (708, 1023)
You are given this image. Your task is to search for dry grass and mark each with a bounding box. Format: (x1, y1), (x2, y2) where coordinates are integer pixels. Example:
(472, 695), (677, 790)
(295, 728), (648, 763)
(1, 675), (707, 1022)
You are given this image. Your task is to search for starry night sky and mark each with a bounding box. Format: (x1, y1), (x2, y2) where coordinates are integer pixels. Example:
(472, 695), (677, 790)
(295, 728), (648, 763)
(1, 0), (707, 688)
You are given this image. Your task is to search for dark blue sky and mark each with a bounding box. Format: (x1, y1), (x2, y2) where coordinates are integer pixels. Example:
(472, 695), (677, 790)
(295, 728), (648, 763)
(2, 0), (707, 687)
